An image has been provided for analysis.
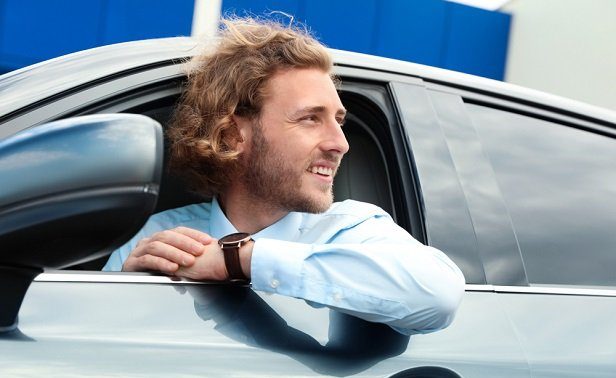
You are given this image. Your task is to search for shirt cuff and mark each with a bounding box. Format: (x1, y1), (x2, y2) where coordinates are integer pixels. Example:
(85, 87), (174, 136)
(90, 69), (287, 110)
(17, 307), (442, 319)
(250, 238), (311, 297)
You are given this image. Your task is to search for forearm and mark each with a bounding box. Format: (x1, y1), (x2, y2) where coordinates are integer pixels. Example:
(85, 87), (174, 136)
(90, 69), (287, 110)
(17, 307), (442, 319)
(250, 238), (465, 335)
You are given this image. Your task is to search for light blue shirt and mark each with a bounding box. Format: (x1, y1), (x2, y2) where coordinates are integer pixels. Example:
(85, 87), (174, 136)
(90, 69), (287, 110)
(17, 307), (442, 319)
(104, 198), (465, 335)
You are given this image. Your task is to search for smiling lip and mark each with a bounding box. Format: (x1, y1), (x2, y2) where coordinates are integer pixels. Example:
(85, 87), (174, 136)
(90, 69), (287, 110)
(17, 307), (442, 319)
(306, 155), (341, 183)
(306, 162), (337, 184)
(309, 166), (334, 176)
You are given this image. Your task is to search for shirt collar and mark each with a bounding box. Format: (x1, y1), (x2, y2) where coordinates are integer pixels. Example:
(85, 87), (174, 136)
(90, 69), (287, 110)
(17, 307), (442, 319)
(209, 197), (303, 241)
(253, 211), (303, 241)
(209, 197), (238, 238)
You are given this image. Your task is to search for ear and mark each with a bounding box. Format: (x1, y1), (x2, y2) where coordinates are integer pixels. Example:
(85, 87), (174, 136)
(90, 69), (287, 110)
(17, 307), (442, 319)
(231, 114), (252, 154)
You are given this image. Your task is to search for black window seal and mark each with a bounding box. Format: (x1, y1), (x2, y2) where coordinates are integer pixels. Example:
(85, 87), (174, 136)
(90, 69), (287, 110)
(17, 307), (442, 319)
(339, 78), (425, 243)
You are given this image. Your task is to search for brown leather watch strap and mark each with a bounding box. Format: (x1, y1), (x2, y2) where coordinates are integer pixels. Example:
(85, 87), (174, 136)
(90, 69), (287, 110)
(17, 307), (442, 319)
(221, 245), (247, 281)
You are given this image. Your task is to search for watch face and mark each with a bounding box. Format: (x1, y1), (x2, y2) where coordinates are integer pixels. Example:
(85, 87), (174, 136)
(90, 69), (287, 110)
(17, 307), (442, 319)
(219, 232), (251, 244)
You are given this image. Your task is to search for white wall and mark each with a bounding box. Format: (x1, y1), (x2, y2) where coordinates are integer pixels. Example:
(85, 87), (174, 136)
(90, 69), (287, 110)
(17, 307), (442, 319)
(503, 0), (616, 111)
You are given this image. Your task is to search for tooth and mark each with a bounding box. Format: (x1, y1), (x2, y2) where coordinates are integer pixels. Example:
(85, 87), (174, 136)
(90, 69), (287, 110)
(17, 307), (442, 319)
(311, 167), (318, 173)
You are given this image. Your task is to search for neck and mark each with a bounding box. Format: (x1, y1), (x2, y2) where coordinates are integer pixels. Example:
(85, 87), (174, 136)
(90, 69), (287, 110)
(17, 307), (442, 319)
(218, 186), (289, 235)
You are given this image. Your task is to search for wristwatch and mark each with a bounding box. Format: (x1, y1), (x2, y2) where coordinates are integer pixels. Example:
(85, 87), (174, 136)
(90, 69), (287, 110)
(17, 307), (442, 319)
(218, 232), (252, 282)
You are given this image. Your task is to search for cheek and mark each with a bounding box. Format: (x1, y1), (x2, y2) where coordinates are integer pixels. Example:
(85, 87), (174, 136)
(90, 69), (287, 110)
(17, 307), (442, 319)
(278, 136), (313, 158)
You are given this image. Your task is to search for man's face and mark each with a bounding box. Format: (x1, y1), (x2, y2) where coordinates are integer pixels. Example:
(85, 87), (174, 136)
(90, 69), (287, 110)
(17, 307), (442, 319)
(240, 68), (349, 213)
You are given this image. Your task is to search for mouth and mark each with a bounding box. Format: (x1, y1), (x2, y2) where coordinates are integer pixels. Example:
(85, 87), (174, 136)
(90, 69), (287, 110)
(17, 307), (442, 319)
(308, 165), (334, 177)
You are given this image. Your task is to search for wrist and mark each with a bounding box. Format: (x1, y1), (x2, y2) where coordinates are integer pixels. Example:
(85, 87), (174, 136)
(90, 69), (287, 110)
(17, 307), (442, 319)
(218, 232), (252, 282)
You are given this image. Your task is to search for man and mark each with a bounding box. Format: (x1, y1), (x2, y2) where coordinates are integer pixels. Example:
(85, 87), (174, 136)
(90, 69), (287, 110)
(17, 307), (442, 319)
(104, 17), (465, 335)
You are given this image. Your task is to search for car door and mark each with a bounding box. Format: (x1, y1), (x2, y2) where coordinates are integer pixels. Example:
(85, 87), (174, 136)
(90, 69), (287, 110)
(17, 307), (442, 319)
(457, 96), (616, 378)
(404, 79), (616, 377)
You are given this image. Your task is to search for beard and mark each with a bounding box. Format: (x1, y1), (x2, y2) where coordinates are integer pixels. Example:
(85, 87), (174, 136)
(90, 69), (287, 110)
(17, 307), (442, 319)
(240, 124), (337, 214)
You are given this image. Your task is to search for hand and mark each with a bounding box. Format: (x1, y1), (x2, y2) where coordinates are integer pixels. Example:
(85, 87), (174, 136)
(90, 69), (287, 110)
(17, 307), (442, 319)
(122, 227), (213, 274)
(175, 241), (228, 281)
(176, 239), (254, 281)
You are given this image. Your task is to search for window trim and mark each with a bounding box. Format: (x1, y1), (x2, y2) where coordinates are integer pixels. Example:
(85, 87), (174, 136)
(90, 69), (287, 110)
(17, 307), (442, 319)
(426, 82), (616, 138)
(35, 272), (616, 298)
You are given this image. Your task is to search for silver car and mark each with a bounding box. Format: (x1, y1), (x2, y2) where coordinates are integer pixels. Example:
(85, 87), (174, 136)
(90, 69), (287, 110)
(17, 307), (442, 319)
(1, 38), (615, 377)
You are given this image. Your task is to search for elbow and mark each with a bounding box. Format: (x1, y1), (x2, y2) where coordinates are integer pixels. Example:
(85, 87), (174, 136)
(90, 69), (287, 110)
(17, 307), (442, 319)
(394, 266), (466, 335)
(427, 274), (465, 331)
(416, 247), (467, 332)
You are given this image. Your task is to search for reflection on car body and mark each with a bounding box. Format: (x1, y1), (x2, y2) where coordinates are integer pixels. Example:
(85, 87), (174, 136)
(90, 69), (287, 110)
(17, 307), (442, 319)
(1, 37), (616, 377)
(188, 285), (409, 376)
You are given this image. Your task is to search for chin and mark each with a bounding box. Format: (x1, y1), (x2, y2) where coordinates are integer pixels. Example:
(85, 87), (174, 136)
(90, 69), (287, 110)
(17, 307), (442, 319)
(310, 192), (334, 213)
(288, 190), (333, 214)
(308, 199), (332, 214)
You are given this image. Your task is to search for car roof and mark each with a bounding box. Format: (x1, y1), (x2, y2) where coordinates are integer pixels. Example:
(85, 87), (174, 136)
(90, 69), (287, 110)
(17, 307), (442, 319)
(1, 37), (615, 126)
(332, 48), (616, 125)
(0, 38), (198, 120)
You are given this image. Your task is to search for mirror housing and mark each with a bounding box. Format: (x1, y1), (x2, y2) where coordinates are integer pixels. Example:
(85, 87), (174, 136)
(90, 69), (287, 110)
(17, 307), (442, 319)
(0, 114), (163, 329)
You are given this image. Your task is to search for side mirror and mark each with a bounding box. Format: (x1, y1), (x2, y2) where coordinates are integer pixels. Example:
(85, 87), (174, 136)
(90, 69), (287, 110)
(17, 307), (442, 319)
(0, 114), (163, 329)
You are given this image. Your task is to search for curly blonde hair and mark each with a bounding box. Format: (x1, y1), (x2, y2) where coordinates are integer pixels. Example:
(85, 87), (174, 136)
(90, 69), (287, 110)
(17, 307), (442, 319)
(167, 17), (333, 197)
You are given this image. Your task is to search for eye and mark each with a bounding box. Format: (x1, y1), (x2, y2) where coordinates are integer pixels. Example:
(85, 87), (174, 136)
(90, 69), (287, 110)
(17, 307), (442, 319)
(336, 117), (346, 127)
(300, 115), (319, 123)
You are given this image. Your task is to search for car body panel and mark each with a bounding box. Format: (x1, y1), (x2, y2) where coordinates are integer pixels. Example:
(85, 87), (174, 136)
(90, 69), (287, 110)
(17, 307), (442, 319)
(2, 273), (530, 378)
(7, 277), (613, 377)
(498, 291), (616, 378)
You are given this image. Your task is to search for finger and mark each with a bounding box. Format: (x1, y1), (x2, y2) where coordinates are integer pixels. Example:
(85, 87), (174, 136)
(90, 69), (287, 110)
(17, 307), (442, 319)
(139, 254), (179, 274)
(149, 230), (206, 256)
(140, 240), (197, 266)
(173, 227), (214, 246)
(136, 237), (151, 248)
(123, 254), (178, 273)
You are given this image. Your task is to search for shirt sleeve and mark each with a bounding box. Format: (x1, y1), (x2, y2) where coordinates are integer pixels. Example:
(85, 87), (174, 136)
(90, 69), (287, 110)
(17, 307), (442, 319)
(250, 209), (465, 336)
(101, 210), (194, 271)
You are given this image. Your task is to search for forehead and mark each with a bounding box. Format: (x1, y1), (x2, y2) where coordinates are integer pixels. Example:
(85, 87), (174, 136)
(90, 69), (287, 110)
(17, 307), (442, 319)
(262, 68), (343, 110)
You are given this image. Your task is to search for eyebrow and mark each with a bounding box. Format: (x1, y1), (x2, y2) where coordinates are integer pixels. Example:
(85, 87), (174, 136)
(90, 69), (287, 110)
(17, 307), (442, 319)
(290, 106), (347, 118)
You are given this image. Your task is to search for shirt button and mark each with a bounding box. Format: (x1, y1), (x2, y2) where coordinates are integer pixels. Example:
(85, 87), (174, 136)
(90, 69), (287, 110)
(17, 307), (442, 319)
(333, 292), (343, 302)
(270, 279), (280, 288)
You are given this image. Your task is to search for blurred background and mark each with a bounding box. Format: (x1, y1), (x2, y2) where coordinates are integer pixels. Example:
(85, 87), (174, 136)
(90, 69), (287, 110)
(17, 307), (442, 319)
(0, 0), (613, 111)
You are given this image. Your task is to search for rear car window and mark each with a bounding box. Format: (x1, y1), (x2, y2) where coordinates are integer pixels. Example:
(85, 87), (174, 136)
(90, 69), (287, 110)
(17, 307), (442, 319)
(467, 104), (616, 287)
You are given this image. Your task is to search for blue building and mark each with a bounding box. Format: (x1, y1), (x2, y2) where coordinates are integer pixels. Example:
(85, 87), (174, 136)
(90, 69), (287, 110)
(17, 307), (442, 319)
(0, 0), (510, 79)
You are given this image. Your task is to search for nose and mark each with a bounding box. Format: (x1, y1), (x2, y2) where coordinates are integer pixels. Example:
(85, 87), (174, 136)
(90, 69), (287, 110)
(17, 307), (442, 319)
(322, 117), (349, 155)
